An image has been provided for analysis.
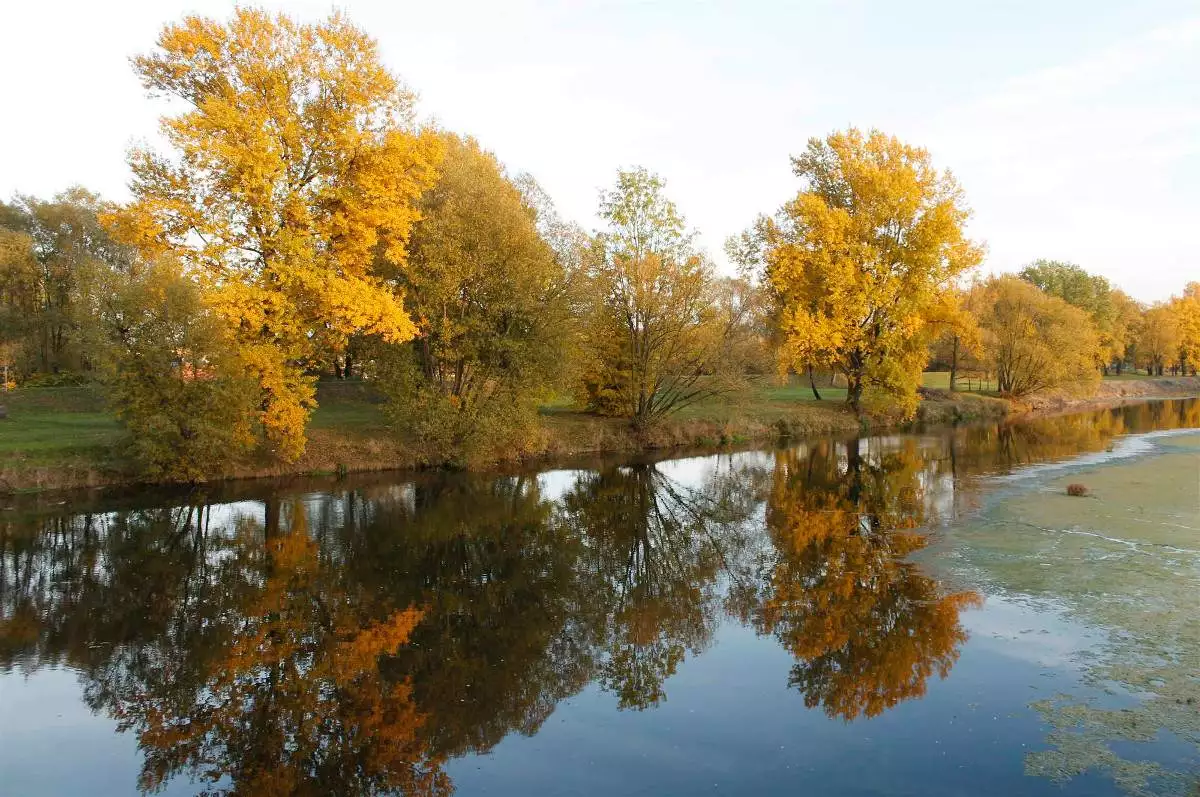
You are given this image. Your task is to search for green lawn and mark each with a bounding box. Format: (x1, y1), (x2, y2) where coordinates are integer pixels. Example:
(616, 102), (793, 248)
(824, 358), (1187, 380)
(0, 411), (121, 454)
(0, 389), (123, 466)
(761, 380), (848, 403)
(309, 398), (389, 434)
(1, 369), (1179, 471)
(544, 371), (999, 421)
(0, 383), (391, 459)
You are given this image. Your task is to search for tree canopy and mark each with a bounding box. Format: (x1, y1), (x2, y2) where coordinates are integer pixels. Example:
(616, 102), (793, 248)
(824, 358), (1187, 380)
(760, 128), (983, 415)
(376, 133), (572, 465)
(975, 275), (1100, 397)
(580, 168), (750, 425)
(113, 9), (442, 461)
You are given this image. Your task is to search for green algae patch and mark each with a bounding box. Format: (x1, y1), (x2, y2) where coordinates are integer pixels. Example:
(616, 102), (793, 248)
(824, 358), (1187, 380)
(1161, 432), (1200, 451)
(957, 444), (1200, 796)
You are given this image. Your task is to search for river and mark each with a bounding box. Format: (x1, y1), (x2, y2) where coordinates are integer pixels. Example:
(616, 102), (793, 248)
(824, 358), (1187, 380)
(1, 398), (1198, 796)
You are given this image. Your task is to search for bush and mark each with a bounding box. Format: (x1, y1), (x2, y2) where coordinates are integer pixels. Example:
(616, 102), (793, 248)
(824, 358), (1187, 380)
(381, 367), (544, 467)
(100, 259), (258, 482)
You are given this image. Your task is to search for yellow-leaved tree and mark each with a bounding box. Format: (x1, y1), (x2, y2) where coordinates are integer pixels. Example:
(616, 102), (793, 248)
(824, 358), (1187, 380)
(112, 9), (442, 461)
(759, 129), (983, 415)
(975, 276), (1100, 397)
(374, 133), (573, 465)
(1172, 282), (1200, 375)
(1138, 303), (1181, 376)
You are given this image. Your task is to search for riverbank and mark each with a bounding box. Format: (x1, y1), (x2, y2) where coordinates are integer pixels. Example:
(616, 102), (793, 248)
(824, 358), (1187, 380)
(1, 375), (1196, 494)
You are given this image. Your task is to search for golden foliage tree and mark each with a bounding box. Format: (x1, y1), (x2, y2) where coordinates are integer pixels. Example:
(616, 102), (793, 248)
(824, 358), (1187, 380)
(114, 9), (442, 461)
(929, 283), (984, 391)
(1171, 282), (1200, 375)
(1019, 259), (1119, 372)
(1137, 304), (1179, 376)
(1109, 289), (1144, 374)
(975, 276), (1100, 397)
(760, 129), (983, 415)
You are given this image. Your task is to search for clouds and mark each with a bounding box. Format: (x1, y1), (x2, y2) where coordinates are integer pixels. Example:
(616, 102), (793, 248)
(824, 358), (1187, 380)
(914, 17), (1200, 300)
(0, 0), (1194, 302)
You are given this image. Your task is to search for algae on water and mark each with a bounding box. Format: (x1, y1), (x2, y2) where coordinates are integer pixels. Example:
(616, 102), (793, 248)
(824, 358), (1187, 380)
(953, 434), (1200, 796)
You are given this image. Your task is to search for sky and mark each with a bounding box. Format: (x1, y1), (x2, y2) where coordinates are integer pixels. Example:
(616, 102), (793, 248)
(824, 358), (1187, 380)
(2, 0), (1197, 302)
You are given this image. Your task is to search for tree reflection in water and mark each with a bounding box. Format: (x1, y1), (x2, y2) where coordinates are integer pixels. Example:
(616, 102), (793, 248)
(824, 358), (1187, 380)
(730, 439), (981, 720)
(559, 459), (763, 710)
(4, 399), (1194, 794)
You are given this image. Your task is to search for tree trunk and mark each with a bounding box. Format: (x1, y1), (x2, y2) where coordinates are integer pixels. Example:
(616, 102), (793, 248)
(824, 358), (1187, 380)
(948, 336), (959, 392)
(847, 372), (864, 414)
(807, 365), (822, 401)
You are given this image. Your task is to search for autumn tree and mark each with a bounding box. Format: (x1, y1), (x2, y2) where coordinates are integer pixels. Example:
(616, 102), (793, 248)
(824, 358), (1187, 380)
(1019, 260), (1119, 372)
(1172, 283), (1200, 376)
(929, 283), (983, 391)
(96, 257), (259, 481)
(1136, 304), (1180, 376)
(1109, 289), (1144, 374)
(374, 134), (571, 465)
(114, 9), (442, 461)
(0, 189), (128, 377)
(581, 168), (744, 426)
(757, 129), (983, 416)
(976, 276), (1100, 397)
(0, 224), (37, 375)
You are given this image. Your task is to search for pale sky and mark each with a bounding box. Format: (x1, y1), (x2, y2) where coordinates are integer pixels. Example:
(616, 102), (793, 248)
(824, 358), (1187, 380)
(2, 0), (1197, 302)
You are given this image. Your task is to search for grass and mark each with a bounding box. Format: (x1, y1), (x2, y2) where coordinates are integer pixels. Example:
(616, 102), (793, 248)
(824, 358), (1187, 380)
(0, 387), (122, 465)
(4, 369), (1192, 492)
(309, 399), (389, 434)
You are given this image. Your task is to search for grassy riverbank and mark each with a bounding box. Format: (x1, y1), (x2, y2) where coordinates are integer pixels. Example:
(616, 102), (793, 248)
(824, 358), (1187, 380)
(2, 374), (1196, 493)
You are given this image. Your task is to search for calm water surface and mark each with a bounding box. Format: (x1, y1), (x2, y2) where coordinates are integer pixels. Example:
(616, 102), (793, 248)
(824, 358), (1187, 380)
(2, 399), (1198, 796)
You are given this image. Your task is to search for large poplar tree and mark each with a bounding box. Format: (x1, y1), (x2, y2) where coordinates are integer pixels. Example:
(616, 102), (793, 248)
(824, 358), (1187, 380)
(114, 9), (442, 461)
(761, 129), (983, 415)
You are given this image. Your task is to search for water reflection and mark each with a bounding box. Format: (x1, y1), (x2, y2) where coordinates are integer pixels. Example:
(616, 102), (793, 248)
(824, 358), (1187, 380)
(1, 398), (1196, 796)
(730, 440), (981, 720)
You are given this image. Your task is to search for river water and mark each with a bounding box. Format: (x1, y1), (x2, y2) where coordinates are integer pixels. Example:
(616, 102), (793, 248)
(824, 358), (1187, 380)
(1, 399), (1198, 796)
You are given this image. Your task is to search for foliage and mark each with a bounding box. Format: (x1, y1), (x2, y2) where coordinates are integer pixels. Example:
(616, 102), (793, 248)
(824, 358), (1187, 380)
(1019, 259), (1119, 370)
(97, 259), (258, 481)
(759, 128), (983, 416)
(1108, 289), (1144, 374)
(581, 168), (747, 426)
(0, 188), (129, 376)
(375, 134), (571, 465)
(1133, 304), (1179, 376)
(112, 8), (442, 462)
(1171, 282), (1200, 375)
(929, 283), (984, 391)
(975, 276), (1100, 397)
